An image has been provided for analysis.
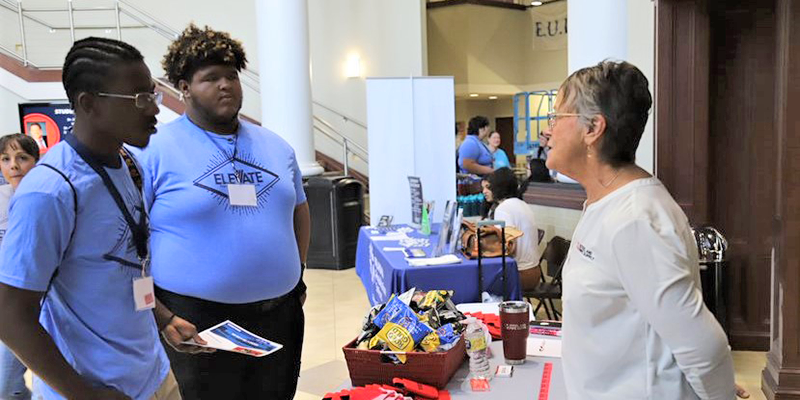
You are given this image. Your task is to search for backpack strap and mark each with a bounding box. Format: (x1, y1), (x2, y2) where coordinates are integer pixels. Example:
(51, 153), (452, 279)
(119, 147), (143, 193)
(37, 163), (78, 300)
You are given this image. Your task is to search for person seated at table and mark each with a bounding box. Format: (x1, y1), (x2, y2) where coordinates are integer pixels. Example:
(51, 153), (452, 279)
(547, 60), (737, 399)
(481, 167), (541, 291)
(487, 131), (511, 169)
(458, 116), (494, 176)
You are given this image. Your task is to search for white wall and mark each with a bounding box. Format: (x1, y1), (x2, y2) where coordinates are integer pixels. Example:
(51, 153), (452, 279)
(0, 85), (26, 135)
(308, 0), (427, 177)
(566, 0), (654, 173)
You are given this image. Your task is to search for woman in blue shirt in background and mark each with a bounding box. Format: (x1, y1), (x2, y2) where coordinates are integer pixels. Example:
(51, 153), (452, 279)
(488, 131), (511, 169)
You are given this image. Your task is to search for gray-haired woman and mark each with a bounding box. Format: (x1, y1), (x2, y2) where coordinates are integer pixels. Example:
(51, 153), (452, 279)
(547, 60), (738, 399)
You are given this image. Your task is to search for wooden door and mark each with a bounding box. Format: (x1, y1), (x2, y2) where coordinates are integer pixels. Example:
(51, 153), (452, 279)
(656, 0), (774, 350)
(707, 0), (776, 350)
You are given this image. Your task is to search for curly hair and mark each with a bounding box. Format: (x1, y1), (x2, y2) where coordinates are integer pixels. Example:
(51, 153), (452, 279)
(162, 23), (248, 87)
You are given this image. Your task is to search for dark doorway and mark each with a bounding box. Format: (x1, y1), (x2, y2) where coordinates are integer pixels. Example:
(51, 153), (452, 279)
(495, 117), (515, 167)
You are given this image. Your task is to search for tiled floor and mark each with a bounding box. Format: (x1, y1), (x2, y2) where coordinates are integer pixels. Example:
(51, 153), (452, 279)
(296, 268), (768, 400)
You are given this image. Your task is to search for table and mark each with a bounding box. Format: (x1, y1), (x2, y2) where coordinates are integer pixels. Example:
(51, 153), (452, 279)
(443, 339), (566, 399)
(355, 225), (522, 305)
(338, 338), (566, 399)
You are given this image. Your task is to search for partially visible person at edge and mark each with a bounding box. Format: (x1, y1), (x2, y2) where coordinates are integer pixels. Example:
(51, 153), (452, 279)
(0, 134), (39, 400)
(0, 37), (207, 400)
(546, 60), (744, 399)
(481, 167), (542, 291)
(487, 131), (511, 169)
(458, 115), (494, 176)
(131, 24), (310, 400)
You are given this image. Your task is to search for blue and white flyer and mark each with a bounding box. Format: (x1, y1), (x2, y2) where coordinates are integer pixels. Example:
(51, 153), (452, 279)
(183, 320), (283, 357)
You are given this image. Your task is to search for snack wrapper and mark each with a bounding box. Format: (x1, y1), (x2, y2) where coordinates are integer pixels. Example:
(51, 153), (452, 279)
(369, 303), (433, 362)
(374, 295), (415, 329)
(414, 290), (453, 311)
(420, 322), (461, 352)
(356, 302), (386, 346)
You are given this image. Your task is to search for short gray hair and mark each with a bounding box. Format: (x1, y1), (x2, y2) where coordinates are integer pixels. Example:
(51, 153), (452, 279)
(557, 60), (652, 167)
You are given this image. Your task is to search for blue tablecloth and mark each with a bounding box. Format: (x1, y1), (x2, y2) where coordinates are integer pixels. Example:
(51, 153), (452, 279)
(355, 224), (522, 305)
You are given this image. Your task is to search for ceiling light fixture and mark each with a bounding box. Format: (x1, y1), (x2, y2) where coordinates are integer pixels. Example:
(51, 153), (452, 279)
(488, 96), (498, 100)
(469, 93), (479, 97)
(531, 1), (543, 6)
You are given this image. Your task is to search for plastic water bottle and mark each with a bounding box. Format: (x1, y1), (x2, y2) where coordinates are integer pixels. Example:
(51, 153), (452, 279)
(464, 317), (492, 381)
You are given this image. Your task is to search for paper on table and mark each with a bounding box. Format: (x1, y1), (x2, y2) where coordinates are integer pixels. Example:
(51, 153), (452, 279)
(182, 320), (283, 357)
(369, 233), (411, 242)
(406, 254), (462, 267)
(526, 337), (562, 358)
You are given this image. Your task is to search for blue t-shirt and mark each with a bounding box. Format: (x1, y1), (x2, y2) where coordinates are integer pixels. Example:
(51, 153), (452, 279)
(132, 115), (307, 304)
(0, 141), (169, 400)
(493, 149), (511, 169)
(458, 135), (493, 173)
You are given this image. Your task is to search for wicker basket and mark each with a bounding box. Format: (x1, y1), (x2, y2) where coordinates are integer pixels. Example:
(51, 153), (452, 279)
(342, 336), (466, 389)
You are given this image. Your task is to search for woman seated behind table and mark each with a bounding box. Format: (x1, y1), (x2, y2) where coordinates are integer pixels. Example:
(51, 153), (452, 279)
(487, 131), (511, 169)
(0, 133), (39, 400)
(457, 116), (494, 176)
(481, 168), (542, 291)
(547, 60), (737, 399)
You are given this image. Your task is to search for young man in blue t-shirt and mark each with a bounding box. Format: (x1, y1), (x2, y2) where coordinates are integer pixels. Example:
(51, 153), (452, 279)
(0, 38), (207, 400)
(131, 24), (311, 399)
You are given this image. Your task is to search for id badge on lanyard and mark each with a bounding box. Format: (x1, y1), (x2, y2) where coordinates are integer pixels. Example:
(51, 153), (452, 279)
(228, 183), (258, 206)
(133, 257), (155, 311)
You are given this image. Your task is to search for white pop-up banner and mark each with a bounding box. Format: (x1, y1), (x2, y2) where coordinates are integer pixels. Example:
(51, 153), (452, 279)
(366, 77), (456, 226)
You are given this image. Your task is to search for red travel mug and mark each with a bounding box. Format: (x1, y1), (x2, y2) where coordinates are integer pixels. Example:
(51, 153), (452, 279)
(499, 301), (530, 365)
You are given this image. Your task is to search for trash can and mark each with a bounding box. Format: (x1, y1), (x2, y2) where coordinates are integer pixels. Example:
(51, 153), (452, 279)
(304, 176), (364, 270)
(692, 226), (729, 333)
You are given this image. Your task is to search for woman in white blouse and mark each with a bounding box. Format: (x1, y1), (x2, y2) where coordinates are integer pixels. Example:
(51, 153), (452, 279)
(481, 167), (542, 290)
(546, 61), (738, 399)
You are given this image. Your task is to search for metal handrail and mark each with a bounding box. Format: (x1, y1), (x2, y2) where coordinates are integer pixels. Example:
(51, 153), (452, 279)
(313, 116), (367, 155)
(312, 101), (367, 129)
(1, 0), (369, 170)
(117, 0), (179, 38)
(313, 119), (368, 177)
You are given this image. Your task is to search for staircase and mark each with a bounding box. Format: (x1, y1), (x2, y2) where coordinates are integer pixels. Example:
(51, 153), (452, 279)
(0, 0), (369, 189)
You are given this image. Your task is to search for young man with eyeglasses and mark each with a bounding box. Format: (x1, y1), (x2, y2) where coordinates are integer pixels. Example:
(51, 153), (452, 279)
(0, 37), (208, 400)
(131, 24), (310, 399)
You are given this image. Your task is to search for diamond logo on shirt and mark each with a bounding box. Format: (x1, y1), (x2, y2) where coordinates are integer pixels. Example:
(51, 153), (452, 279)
(193, 153), (280, 208)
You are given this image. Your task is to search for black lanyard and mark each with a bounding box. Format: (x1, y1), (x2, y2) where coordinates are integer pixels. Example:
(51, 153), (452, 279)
(64, 135), (149, 267)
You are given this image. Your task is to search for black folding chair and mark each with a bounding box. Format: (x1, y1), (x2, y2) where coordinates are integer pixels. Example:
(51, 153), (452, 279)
(524, 236), (570, 320)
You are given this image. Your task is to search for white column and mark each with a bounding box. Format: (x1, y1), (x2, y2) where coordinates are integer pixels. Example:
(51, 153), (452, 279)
(255, 0), (324, 176)
(567, 0), (655, 174)
(567, 0), (628, 74)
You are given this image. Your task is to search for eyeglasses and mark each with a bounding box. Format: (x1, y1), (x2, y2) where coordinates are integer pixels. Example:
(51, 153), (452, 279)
(547, 112), (583, 130)
(96, 91), (163, 109)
